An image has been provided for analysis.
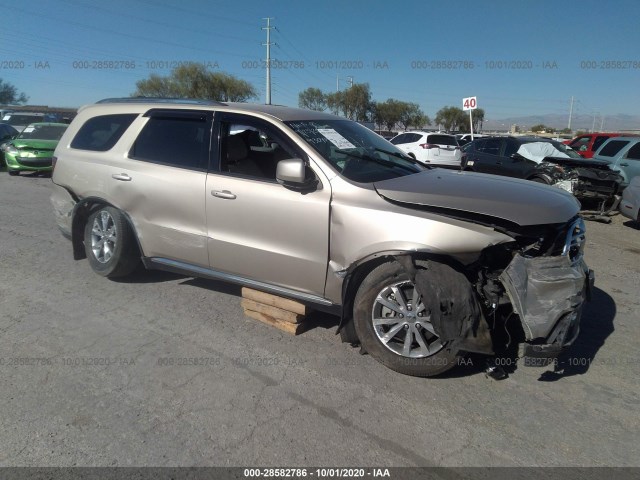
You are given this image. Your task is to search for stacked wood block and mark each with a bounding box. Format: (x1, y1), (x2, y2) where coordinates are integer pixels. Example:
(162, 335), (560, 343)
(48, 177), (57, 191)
(241, 287), (308, 335)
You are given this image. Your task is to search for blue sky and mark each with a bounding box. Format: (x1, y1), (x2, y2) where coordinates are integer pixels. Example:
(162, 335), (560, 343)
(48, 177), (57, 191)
(1, 0), (639, 125)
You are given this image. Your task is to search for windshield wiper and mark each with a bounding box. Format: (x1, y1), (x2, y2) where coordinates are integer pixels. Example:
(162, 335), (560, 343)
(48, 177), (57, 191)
(373, 147), (428, 168)
(335, 148), (421, 171)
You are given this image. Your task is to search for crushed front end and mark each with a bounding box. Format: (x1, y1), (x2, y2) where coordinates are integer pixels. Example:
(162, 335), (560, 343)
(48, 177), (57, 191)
(473, 217), (593, 363)
(540, 158), (624, 213)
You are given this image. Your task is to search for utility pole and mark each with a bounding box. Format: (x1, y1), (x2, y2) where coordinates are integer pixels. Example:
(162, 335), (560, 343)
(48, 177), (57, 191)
(600, 116), (605, 131)
(262, 17), (275, 105)
(336, 74), (339, 92)
(568, 96), (574, 131)
(592, 112), (597, 133)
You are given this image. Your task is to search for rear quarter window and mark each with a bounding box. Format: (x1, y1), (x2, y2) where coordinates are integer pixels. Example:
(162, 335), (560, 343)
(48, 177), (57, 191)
(70, 114), (138, 151)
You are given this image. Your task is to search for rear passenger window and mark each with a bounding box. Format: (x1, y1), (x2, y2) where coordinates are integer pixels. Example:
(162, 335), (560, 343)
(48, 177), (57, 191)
(129, 114), (210, 170)
(592, 136), (610, 151)
(598, 140), (629, 157)
(477, 138), (502, 155)
(70, 114), (137, 151)
(626, 143), (640, 160)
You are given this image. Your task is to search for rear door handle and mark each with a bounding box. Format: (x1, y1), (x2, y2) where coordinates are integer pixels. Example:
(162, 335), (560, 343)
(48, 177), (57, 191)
(112, 173), (131, 181)
(211, 190), (236, 200)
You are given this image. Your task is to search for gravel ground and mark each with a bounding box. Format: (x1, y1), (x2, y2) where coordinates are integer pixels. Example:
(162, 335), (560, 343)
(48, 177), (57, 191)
(0, 171), (638, 468)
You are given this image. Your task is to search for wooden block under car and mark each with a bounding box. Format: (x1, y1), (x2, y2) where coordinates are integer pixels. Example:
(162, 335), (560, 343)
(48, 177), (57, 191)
(240, 299), (303, 324)
(241, 287), (307, 315)
(240, 288), (309, 335)
(242, 308), (307, 335)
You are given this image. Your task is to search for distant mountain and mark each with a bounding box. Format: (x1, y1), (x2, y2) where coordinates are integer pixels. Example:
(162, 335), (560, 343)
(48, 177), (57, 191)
(482, 113), (640, 132)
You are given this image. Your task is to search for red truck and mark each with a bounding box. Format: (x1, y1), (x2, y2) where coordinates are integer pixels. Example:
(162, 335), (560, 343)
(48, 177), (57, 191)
(564, 133), (626, 158)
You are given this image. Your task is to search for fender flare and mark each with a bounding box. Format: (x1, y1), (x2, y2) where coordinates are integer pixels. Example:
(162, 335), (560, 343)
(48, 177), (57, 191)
(70, 197), (143, 260)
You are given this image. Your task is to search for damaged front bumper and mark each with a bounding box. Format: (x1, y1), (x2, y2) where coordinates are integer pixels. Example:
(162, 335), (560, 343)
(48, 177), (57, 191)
(499, 252), (594, 361)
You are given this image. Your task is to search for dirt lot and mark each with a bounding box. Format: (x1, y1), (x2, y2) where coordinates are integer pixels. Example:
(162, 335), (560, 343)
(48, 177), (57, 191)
(0, 171), (638, 467)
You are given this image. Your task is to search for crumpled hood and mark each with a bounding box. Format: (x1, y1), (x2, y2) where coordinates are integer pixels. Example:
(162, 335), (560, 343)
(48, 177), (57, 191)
(374, 168), (580, 226)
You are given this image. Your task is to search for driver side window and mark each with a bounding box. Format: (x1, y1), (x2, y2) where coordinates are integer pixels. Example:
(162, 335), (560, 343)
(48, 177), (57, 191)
(219, 116), (300, 181)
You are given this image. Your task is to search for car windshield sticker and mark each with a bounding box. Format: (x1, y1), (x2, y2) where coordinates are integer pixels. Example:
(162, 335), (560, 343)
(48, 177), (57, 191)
(317, 128), (356, 149)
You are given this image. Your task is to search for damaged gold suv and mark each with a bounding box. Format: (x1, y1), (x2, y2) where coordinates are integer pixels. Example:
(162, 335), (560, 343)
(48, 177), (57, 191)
(51, 98), (594, 377)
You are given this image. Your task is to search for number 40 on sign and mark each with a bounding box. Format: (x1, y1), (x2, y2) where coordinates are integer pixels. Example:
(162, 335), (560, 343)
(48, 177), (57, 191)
(462, 96), (477, 110)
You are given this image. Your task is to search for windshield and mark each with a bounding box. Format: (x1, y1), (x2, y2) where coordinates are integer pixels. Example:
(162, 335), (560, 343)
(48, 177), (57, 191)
(4, 114), (43, 126)
(286, 119), (424, 182)
(17, 124), (67, 140)
(547, 140), (582, 158)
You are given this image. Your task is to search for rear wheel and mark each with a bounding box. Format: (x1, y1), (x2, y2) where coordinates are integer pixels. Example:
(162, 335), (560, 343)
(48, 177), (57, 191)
(8, 170), (19, 176)
(84, 206), (139, 278)
(353, 261), (458, 377)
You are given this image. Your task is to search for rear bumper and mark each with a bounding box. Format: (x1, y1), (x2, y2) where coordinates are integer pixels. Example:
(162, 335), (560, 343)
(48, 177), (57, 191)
(50, 183), (76, 237)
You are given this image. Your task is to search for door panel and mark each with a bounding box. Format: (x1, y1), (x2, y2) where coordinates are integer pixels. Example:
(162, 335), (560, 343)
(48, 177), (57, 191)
(206, 114), (331, 295)
(112, 163), (208, 266)
(109, 110), (211, 267)
(206, 175), (330, 294)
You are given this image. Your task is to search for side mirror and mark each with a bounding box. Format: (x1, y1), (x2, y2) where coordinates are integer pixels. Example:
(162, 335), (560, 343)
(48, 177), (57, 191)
(276, 158), (317, 190)
(510, 153), (525, 161)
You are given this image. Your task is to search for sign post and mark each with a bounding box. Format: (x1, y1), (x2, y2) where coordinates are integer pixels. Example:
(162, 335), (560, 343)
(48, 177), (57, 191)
(462, 96), (477, 141)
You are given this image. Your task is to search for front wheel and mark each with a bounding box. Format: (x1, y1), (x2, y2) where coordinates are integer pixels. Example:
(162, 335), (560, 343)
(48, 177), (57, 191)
(84, 206), (140, 278)
(353, 261), (458, 377)
(8, 170), (19, 176)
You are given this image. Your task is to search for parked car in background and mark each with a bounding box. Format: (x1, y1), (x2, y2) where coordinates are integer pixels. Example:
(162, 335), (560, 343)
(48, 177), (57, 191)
(3, 122), (68, 175)
(390, 131), (461, 167)
(565, 133), (627, 158)
(592, 136), (640, 187)
(462, 136), (623, 210)
(0, 123), (20, 166)
(620, 175), (640, 224)
(50, 98), (592, 377)
(1, 112), (45, 132)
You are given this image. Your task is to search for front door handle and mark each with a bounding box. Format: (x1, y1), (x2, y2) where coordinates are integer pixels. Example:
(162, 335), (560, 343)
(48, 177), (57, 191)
(619, 162), (629, 166)
(211, 190), (236, 200)
(112, 173), (131, 181)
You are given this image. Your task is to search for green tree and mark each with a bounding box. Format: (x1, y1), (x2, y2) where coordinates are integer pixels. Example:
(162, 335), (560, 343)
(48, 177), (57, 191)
(326, 91), (344, 116)
(398, 102), (431, 131)
(0, 79), (28, 104)
(325, 83), (373, 121)
(435, 106), (466, 132)
(298, 87), (327, 111)
(531, 124), (554, 133)
(472, 108), (485, 132)
(133, 63), (257, 102)
(374, 99), (403, 131)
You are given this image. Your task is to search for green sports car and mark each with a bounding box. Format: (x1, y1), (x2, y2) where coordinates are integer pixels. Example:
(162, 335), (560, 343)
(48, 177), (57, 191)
(3, 122), (68, 176)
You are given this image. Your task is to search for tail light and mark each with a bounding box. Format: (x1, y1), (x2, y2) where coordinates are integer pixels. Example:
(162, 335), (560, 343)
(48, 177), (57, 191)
(52, 156), (57, 172)
(419, 143), (437, 149)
